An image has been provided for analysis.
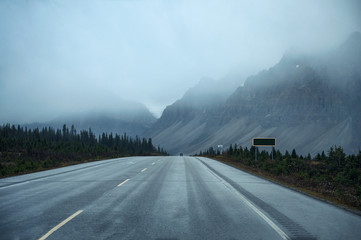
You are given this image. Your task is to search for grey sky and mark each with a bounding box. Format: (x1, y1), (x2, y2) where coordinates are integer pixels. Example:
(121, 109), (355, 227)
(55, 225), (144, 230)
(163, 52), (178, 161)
(1, 0), (360, 123)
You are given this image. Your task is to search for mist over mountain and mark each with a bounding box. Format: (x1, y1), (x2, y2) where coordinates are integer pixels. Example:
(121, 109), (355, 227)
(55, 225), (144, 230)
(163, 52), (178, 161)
(25, 100), (156, 138)
(146, 76), (241, 145)
(147, 32), (361, 155)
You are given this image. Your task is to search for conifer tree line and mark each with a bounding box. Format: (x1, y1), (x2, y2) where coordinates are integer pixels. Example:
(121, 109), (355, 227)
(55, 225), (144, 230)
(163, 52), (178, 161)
(197, 144), (361, 209)
(0, 124), (167, 177)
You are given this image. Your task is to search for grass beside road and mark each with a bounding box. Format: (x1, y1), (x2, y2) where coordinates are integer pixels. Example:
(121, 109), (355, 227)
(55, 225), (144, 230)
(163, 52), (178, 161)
(209, 155), (361, 214)
(0, 152), (166, 179)
(0, 153), (124, 178)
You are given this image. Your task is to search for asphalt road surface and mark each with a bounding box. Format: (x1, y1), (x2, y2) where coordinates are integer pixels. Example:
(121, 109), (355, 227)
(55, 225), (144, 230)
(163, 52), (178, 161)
(1, 156), (360, 240)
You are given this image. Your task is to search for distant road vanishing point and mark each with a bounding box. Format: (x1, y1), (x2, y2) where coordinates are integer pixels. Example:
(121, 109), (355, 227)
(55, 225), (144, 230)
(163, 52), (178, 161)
(1, 156), (360, 239)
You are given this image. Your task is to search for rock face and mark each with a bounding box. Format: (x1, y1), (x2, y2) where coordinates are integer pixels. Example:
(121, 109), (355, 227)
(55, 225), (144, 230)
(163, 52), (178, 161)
(146, 76), (241, 154)
(147, 32), (361, 155)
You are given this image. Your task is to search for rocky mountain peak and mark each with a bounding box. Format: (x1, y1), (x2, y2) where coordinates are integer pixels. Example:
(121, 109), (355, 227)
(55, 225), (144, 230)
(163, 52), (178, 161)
(147, 32), (361, 155)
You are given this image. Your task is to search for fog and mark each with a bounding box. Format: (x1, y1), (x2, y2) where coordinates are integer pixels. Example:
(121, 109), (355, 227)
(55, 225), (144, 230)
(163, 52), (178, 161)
(0, 0), (360, 123)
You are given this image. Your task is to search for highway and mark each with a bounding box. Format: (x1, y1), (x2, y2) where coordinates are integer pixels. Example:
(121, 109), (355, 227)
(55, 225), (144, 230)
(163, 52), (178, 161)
(0, 156), (360, 240)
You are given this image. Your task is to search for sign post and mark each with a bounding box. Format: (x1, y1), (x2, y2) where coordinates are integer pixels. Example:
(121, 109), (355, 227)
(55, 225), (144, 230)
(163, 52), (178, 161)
(217, 145), (223, 155)
(252, 138), (276, 160)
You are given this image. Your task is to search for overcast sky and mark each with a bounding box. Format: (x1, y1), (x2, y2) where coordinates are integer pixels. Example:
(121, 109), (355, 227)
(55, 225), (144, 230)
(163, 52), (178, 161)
(1, 0), (360, 123)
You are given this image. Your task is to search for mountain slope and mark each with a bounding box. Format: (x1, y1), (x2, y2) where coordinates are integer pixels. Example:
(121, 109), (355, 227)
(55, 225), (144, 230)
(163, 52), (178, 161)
(147, 32), (361, 155)
(26, 100), (157, 138)
(146, 76), (241, 153)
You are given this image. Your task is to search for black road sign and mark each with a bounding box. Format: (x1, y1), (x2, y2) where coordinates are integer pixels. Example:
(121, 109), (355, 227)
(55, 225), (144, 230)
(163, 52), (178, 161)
(252, 138), (276, 146)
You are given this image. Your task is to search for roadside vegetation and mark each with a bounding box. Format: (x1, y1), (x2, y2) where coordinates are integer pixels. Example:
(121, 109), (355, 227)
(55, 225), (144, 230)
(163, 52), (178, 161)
(0, 124), (167, 178)
(196, 145), (361, 211)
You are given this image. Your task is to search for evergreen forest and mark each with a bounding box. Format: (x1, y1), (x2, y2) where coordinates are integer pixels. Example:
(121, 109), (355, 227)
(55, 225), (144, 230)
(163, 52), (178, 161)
(0, 124), (167, 177)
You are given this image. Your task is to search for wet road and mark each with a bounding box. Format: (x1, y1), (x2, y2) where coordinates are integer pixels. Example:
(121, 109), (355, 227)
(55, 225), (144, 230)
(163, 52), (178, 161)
(0, 156), (360, 239)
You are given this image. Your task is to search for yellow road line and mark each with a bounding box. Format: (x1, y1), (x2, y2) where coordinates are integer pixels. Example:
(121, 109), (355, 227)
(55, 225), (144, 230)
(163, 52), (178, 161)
(141, 168), (147, 172)
(117, 178), (130, 187)
(38, 210), (83, 240)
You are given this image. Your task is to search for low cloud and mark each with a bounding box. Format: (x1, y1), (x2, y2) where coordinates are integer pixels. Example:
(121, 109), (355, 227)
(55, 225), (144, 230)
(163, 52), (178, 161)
(0, 0), (360, 122)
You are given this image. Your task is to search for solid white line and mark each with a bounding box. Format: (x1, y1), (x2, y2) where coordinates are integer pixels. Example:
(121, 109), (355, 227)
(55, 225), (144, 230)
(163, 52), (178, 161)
(141, 168), (147, 172)
(152, 162), (155, 165)
(232, 188), (290, 240)
(117, 178), (130, 187)
(209, 170), (290, 240)
(0, 181), (31, 189)
(38, 210), (83, 240)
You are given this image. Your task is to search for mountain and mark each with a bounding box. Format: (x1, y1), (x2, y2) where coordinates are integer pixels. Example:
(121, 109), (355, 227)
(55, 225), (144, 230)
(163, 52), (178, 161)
(146, 76), (242, 153)
(26, 100), (157, 138)
(147, 32), (361, 155)
(151, 76), (239, 128)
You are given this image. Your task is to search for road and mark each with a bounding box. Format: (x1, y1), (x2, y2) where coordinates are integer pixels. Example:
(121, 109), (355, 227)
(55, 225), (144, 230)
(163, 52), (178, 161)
(0, 156), (360, 240)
